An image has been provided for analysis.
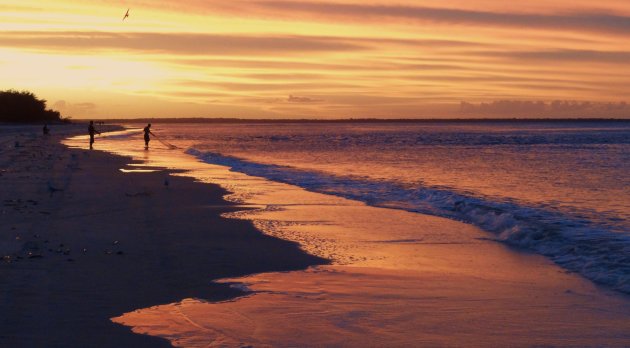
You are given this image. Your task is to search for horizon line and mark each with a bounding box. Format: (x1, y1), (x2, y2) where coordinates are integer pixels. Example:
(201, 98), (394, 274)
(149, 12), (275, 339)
(70, 117), (630, 123)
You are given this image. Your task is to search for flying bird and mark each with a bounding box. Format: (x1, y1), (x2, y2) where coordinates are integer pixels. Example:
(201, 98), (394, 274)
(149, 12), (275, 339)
(122, 8), (130, 21)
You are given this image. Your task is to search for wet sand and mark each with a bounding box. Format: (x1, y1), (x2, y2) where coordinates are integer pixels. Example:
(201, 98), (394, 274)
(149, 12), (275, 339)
(0, 125), (325, 347)
(113, 175), (630, 347)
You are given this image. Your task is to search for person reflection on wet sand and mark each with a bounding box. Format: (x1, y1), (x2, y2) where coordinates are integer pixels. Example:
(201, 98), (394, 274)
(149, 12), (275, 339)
(88, 121), (100, 150)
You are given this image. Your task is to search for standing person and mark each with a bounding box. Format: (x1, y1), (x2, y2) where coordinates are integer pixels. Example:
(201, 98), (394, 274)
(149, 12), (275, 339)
(143, 123), (154, 150)
(42, 124), (50, 136)
(88, 121), (100, 149)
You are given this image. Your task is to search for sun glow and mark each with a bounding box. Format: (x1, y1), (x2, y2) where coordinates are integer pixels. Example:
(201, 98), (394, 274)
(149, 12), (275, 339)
(1, 0), (630, 118)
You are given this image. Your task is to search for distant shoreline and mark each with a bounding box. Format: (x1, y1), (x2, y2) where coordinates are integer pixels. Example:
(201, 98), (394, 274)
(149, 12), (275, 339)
(73, 117), (630, 124)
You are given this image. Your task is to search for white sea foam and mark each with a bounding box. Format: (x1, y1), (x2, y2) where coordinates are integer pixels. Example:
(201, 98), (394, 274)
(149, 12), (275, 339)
(187, 148), (630, 294)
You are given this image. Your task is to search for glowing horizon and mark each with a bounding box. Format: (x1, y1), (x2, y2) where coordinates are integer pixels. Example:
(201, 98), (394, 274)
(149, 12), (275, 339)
(1, 1), (630, 119)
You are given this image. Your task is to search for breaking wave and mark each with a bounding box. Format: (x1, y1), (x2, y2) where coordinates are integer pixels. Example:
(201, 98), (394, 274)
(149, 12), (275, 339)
(187, 148), (630, 294)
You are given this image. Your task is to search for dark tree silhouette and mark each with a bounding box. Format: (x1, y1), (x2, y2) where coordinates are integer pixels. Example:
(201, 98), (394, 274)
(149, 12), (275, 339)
(0, 90), (64, 123)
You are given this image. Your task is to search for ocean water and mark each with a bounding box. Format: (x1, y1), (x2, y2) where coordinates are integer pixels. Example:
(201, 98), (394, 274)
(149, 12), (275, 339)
(63, 121), (630, 346)
(166, 121), (629, 293)
(78, 121), (630, 292)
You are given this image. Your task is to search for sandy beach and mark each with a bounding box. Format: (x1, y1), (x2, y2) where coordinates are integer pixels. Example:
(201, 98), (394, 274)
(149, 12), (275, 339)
(0, 125), (324, 347)
(1, 124), (630, 347)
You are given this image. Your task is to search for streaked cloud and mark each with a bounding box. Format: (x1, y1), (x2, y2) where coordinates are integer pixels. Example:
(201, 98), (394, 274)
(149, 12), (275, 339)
(0, 0), (629, 118)
(460, 100), (630, 117)
(0, 31), (367, 55)
(245, 1), (630, 35)
(493, 49), (630, 63)
(287, 95), (323, 103)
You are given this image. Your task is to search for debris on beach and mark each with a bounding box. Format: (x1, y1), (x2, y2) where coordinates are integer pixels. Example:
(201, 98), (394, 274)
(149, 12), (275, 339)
(27, 252), (43, 259)
(47, 181), (64, 195)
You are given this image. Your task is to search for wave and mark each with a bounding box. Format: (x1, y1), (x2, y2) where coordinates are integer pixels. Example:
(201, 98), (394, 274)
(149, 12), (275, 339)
(186, 148), (630, 294)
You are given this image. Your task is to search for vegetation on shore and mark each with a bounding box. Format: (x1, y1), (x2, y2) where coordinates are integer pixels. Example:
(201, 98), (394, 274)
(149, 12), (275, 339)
(0, 90), (66, 123)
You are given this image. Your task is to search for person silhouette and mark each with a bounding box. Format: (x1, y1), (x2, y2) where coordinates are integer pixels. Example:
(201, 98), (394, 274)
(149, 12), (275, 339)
(143, 123), (155, 150)
(43, 124), (50, 136)
(88, 121), (100, 149)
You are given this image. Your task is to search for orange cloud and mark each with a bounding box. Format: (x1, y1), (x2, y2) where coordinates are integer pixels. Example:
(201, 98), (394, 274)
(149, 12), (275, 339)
(244, 1), (630, 35)
(0, 31), (368, 55)
(0, 0), (629, 118)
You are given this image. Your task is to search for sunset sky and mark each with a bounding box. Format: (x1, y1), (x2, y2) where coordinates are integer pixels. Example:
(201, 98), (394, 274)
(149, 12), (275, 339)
(1, 0), (630, 118)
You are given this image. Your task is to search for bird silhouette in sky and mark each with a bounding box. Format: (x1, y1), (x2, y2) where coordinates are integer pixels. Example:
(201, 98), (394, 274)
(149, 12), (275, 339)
(122, 8), (130, 21)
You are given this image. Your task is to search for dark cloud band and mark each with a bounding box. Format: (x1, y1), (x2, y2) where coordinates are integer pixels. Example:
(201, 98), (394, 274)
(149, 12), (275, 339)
(254, 1), (630, 35)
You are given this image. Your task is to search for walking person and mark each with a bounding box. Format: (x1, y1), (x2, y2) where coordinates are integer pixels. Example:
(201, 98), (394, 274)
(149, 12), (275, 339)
(88, 121), (100, 149)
